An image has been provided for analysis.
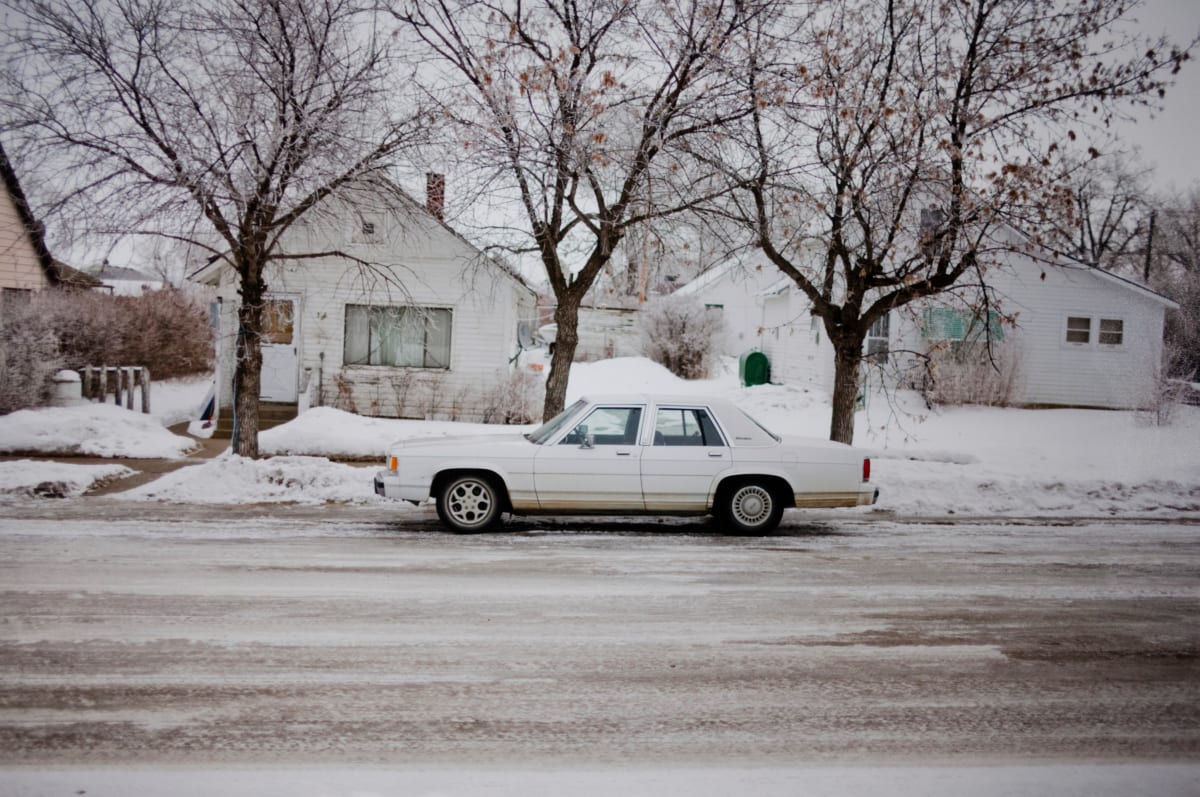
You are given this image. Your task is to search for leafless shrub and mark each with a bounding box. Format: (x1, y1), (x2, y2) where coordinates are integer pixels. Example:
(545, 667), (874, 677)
(334, 369), (358, 413)
(921, 342), (1020, 407)
(1139, 342), (1190, 426)
(0, 305), (62, 414)
(0, 288), (212, 413)
(414, 373), (444, 419)
(478, 368), (545, 425)
(111, 289), (213, 379)
(639, 295), (724, 380)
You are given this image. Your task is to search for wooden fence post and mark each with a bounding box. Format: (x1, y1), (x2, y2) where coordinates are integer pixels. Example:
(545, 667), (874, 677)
(140, 367), (151, 414)
(98, 365), (108, 403)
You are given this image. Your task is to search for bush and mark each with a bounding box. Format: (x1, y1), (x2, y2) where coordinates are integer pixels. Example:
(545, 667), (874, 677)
(0, 307), (62, 414)
(921, 342), (1020, 407)
(0, 287), (213, 413)
(478, 367), (545, 425)
(639, 295), (724, 380)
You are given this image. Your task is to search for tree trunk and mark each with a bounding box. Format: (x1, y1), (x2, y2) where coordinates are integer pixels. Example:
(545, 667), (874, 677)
(542, 299), (582, 421)
(232, 275), (264, 458)
(829, 340), (863, 445)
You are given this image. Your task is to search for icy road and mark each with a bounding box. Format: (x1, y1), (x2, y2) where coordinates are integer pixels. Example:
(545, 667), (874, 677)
(0, 505), (1197, 785)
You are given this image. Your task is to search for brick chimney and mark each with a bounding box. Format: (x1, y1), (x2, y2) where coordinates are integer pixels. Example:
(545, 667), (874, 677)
(425, 172), (445, 222)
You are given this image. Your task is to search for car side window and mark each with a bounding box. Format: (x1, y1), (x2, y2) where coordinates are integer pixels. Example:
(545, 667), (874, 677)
(653, 408), (725, 447)
(561, 407), (643, 446)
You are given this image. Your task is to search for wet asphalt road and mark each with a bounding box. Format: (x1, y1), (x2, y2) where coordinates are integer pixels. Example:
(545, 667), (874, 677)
(0, 503), (1197, 767)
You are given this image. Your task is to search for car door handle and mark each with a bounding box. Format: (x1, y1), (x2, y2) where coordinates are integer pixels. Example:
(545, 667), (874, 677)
(616, 450), (633, 457)
(708, 451), (724, 458)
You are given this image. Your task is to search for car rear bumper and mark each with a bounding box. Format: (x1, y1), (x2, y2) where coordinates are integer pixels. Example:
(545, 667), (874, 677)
(793, 488), (879, 508)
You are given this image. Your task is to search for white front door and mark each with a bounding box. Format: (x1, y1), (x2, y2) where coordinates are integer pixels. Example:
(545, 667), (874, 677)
(259, 296), (299, 402)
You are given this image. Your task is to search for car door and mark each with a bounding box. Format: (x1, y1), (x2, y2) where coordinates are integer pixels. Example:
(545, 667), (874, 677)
(640, 406), (730, 511)
(533, 404), (646, 511)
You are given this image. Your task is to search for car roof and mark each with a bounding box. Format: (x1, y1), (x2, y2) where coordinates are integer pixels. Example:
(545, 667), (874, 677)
(577, 393), (734, 408)
(575, 394), (778, 446)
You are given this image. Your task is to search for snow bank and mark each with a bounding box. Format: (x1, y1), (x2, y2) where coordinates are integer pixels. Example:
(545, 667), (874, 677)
(0, 460), (134, 499)
(0, 403), (196, 458)
(119, 454), (394, 506)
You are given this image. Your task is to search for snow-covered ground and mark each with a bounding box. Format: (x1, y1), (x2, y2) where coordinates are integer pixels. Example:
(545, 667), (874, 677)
(0, 359), (1197, 517)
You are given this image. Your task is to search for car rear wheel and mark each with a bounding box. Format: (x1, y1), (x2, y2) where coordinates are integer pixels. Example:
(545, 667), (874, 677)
(720, 480), (783, 535)
(436, 474), (502, 533)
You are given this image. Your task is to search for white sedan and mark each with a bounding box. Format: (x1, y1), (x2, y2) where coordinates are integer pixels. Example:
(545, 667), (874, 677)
(374, 394), (877, 533)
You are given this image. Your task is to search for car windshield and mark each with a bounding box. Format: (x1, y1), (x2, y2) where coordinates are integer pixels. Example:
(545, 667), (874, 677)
(525, 398), (587, 445)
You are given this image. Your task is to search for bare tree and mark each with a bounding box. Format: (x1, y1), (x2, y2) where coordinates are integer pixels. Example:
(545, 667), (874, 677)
(1151, 187), (1200, 380)
(1, 0), (427, 456)
(708, 0), (1192, 443)
(391, 0), (760, 420)
(1056, 155), (1154, 272)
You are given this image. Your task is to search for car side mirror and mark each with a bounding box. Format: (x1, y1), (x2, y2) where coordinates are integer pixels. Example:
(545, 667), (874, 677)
(580, 433), (595, 449)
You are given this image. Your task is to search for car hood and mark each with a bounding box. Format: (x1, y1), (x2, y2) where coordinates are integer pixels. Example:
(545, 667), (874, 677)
(388, 432), (532, 453)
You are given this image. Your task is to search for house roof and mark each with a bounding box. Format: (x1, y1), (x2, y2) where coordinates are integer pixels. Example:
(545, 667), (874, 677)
(93, 263), (161, 283)
(0, 141), (59, 286)
(752, 259), (1179, 310)
(187, 180), (535, 298)
(51, 259), (104, 289)
(673, 260), (739, 297)
(1065, 264), (1179, 310)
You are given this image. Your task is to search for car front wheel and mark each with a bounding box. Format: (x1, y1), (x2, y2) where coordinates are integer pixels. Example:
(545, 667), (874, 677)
(720, 480), (783, 535)
(436, 474), (503, 532)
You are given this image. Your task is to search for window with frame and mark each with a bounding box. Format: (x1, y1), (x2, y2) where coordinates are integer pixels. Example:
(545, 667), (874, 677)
(653, 408), (725, 447)
(865, 314), (890, 363)
(1098, 318), (1124, 346)
(350, 215), (384, 245)
(344, 305), (452, 368)
(1065, 316), (1091, 344)
(923, 307), (1004, 342)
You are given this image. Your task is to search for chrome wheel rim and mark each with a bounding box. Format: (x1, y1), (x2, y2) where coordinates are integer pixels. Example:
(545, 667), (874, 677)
(731, 485), (772, 527)
(447, 480), (493, 527)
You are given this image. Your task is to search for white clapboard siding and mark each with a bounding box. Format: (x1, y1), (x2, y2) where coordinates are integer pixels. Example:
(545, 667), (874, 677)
(979, 260), (1170, 408)
(759, 289), (835, 395)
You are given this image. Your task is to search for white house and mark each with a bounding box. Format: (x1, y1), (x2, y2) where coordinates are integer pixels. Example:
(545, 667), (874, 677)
(90, 263), (166, 296)
(678, 248), (1177, 410)
(672, 257), (785, 358)
(190, 178), (537, 423)
(894, 255), (1178, 409)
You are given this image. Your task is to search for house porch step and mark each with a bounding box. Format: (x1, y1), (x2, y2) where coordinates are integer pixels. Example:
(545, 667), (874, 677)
(212, 401), (299, 440)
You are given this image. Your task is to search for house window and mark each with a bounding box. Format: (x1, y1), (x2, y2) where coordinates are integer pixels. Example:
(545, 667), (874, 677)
(344, 305), (452, 368)
(1099, 318), (1124, 346)
(261, 299), (294, 345)
(923, 307), (1004, 342)
(351, 215), (383, 245)
(865, 315), (890, 363)
(1065, 316), (1091, 344)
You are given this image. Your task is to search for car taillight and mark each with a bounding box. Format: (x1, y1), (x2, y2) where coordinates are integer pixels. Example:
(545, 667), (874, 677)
(862, 458), (870, 482)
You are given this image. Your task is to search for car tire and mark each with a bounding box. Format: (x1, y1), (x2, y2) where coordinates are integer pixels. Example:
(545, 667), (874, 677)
(436, 474), (503, 533)
(720, 480), (783, 535)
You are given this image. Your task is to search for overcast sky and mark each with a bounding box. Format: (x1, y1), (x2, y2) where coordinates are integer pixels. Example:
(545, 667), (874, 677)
(1113, 0), (1200, 192)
